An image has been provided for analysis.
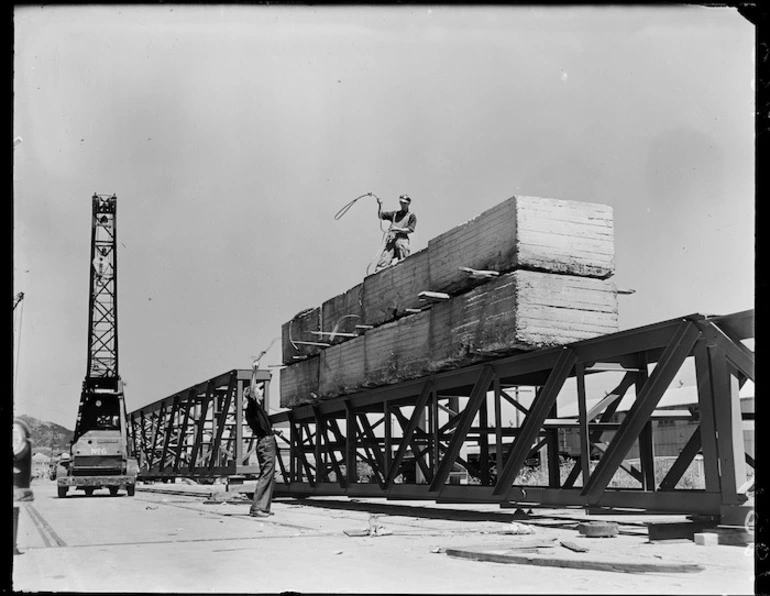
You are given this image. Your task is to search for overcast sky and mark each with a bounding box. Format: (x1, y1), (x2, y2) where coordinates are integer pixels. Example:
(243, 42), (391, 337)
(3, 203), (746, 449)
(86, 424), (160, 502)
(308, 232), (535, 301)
(13, 5), (754, 428)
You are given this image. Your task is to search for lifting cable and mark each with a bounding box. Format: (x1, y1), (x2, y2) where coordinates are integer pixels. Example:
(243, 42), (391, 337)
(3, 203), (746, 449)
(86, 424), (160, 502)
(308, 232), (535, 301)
(252, 336), (280, 364)
(333, 192), (396, 276)
(333, 192), (382, 221)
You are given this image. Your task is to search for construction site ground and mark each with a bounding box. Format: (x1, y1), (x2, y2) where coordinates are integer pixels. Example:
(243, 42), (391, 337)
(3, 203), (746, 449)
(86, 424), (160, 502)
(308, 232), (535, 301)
(12, 478), (754, 594)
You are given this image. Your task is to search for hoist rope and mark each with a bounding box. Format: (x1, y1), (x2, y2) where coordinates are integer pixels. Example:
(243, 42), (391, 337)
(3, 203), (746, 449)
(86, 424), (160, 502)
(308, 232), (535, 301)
(334, 192), (381, 221)
(252, 336), (280, 363)
(334, 191), (399, 276)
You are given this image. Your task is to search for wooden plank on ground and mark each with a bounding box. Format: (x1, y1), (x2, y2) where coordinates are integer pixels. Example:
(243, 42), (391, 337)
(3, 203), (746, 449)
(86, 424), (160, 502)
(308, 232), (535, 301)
(647, 520), (719, 542)
(443, 547), (704, 574)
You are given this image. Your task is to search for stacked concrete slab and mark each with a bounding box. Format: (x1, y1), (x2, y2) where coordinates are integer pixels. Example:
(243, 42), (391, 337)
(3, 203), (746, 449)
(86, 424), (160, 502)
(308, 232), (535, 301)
(280, 195), (618, 408)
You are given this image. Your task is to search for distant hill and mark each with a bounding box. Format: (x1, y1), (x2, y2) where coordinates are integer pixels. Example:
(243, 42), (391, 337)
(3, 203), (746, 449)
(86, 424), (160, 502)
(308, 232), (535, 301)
(16, 415), (74, 457)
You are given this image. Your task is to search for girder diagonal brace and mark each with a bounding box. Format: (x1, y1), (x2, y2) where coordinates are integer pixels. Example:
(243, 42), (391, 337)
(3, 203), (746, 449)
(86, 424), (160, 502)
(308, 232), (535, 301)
(695, 320), (755, 381)
(390, 408), (433, 483)
(384, 381), (433, 489)
(430, 366), (495, 493)
(208, 374), (236, 470)
(494, 349), (577, 498)
(582, 320), (702, 500)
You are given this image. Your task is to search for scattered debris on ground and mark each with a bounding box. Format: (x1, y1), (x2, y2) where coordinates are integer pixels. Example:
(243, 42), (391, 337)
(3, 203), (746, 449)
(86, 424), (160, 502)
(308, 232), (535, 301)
(577, 521), (618, 538)
(344, 514), (393, 537)
(441, 544), (705, 574)
(560, 540), (589, 553)
(503, 521), (535, 535)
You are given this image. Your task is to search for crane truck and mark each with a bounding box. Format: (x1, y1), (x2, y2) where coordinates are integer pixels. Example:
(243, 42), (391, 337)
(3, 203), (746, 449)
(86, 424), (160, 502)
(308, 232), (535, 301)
(57, 194), (138, 497)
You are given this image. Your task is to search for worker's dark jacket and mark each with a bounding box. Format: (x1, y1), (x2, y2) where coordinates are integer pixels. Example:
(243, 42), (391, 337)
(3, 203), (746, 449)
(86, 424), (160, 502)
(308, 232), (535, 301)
(245, 400), (273, 438)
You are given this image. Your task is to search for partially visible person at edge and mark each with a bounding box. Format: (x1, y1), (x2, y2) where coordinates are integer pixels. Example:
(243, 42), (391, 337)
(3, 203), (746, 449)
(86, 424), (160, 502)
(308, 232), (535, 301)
(374, 194), (417, 272)
(244, 357), (276, 518)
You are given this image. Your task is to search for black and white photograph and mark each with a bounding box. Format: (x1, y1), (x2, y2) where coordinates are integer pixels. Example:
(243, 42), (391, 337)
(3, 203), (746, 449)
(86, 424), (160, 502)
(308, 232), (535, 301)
(13, 5), (756, 593)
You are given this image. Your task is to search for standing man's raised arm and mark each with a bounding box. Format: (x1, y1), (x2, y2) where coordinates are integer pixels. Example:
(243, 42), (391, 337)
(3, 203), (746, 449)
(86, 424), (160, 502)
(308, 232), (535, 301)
(251, 352), (266, 402)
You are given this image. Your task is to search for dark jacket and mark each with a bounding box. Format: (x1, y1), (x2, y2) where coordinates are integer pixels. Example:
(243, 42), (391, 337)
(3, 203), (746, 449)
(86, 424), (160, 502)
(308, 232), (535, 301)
(245, 399), (273, 438)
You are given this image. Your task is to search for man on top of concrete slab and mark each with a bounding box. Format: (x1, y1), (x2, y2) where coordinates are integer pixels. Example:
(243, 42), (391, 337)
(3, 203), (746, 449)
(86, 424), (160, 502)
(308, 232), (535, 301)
(374, 194), (417, 272)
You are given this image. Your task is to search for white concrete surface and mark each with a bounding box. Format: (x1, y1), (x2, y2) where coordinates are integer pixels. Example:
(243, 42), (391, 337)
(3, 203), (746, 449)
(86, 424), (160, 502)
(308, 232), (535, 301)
(12, 478), (755, 594)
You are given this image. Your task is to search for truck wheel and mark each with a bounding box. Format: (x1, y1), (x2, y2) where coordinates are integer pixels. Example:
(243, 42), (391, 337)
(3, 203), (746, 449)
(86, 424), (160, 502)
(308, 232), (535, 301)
(84, 487), (95, 497)
(109, 487), (119, 496)
(57, 486), (68, 498)
(127, 484), (135, 496)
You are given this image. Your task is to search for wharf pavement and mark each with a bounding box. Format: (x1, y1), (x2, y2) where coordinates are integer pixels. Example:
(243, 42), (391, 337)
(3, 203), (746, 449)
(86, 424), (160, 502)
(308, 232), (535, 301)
(10, 478), (756, 594)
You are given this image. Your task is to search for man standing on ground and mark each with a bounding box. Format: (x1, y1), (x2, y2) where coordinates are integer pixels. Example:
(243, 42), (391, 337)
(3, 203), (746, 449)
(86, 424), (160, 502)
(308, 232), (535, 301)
(374, 194), (417, 272)
(244, 357), (276, 517)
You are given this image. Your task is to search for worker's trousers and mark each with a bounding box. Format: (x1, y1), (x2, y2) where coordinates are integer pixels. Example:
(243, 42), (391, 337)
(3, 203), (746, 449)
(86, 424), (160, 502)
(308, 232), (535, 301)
(375, 237), (410, 272)
(250, 435), (276, 514)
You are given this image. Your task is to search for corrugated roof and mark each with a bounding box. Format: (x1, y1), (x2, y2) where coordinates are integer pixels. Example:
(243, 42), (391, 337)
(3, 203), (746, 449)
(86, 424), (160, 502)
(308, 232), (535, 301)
(557, 380), (754, 419)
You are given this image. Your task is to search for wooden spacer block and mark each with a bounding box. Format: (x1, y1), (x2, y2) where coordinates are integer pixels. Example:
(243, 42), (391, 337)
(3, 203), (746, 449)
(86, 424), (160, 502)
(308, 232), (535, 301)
(694, 533), (719, 546)
(418, 291), (450, 302)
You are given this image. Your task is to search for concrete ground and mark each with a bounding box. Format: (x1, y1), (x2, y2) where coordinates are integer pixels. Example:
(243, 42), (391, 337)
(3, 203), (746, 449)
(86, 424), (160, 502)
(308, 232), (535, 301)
(12, 478), (755, 594)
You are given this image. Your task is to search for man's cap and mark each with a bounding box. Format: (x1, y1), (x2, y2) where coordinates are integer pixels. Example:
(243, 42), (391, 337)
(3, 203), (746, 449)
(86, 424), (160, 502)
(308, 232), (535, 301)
(399, 194), (412, 203)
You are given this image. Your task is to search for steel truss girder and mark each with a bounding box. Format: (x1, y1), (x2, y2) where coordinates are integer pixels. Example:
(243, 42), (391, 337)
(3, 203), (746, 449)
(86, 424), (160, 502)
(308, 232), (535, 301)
(127, 369), (272, 479)
(270, 310), (754, 515)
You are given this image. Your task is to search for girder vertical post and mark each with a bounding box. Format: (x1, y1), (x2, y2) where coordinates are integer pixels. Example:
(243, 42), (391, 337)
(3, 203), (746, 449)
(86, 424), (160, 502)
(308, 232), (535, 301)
(189, 386), (211, 471)
(708, 347), (747, 505)
(575, 363), (590, 487)
(345, 401), (357, 486)
(478, 391), (490, 486)
(384, 382), (433, 488)
(384, 402), (392, 479)
(209, 374), (236, 470)
(326, 417), (348, 487)
(582, 321), (700, 500)
(323, 416), (346, 486)
(313, 408), (324, 482)
(149, 405), (166, 470)
(430, 390), (439, 476)
(494, 377), (503, 478)
(357, 412), (386, 486)
(173, 396), (193, 472)
(636, 354), (656, 491)
(415, 394), (430, 484)
(495, 350), (576, 497)
(693, 341), (721, 493)
(289, 417), (296, 482)
(160, 397), (180, 473)
(430, 366), (495, 493)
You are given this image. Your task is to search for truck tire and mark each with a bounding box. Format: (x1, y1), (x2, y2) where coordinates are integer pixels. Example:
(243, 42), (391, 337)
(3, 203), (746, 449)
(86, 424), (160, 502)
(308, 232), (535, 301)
(84, 487), (95, 497)
(57, 486), (68, 498)
(127, 484), (135, 496)
(109, 487), (119, 497)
